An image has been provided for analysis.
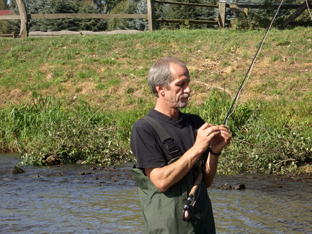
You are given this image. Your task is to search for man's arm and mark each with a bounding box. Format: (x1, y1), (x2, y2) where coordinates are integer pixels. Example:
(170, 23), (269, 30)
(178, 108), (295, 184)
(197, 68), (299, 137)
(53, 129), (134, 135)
(145, 124), (223, 192)
(203, 125), (231, 188)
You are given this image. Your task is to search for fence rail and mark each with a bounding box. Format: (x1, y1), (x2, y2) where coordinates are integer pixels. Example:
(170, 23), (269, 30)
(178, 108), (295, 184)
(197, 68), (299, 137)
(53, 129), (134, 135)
(1, 13), (147, 20)
(155, 0), (218, 8)
(228, 2), (311, 9)
(0, 33), (16, 38)
(157, 19), (218, 25)
(0, 0), (311, 38)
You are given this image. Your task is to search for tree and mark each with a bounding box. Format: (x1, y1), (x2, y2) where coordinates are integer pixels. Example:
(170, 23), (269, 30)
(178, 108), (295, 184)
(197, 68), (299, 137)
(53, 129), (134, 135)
(9, 0), (108, 31)
(164, 0), (217, 29)
(133, 0), (148, 30)
(102, 0), (122, 13)
(107, 0), (154, 31)
(0, 0), (10, 34)
(0, 0), (9, 9)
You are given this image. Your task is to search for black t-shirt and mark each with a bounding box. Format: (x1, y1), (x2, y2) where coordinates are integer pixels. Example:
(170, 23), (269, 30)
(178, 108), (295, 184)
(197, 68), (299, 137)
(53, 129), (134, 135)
(130, 109), (205, 169)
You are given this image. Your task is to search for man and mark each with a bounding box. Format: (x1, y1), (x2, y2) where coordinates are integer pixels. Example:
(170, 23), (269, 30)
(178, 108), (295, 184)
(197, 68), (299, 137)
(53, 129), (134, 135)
(131, 56), (231, 234)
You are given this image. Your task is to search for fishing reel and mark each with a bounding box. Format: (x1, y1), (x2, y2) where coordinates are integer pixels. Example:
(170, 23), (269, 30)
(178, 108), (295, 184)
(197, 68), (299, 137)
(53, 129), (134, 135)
(182, 194), (194, 221)
(182, 172), (203, 222)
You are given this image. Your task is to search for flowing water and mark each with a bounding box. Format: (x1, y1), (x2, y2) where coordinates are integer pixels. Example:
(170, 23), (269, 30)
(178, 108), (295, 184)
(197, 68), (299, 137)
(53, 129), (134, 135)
(1, 153), (311, 234)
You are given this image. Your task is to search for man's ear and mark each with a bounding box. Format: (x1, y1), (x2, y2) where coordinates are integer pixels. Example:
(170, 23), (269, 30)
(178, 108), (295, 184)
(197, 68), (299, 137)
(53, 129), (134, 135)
(155, 85), (165, 97)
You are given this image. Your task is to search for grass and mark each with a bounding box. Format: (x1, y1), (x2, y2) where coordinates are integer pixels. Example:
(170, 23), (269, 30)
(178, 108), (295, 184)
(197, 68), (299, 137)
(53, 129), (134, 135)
(0, 27), (311, 174)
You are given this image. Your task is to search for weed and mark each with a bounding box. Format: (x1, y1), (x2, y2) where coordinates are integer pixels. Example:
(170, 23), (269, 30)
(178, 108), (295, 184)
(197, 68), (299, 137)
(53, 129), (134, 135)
(270, 54), (281, 61)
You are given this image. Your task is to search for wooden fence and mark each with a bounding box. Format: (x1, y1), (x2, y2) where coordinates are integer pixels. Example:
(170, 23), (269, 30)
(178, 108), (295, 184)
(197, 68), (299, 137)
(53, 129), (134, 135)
(0, 0), (311, 38)
(0, 33), (16, 38)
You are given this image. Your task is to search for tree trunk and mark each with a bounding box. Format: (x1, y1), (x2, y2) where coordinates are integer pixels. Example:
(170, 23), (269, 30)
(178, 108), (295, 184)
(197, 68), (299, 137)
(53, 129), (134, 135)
(15, 0), (28, 38)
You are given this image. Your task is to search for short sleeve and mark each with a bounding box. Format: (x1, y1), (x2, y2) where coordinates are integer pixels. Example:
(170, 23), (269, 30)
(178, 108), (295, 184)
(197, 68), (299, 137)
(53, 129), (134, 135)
(130, 119), (168, 169)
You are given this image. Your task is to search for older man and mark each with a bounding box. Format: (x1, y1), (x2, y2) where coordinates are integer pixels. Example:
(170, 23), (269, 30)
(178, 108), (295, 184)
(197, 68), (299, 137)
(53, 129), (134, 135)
(131, 56), (231, 234)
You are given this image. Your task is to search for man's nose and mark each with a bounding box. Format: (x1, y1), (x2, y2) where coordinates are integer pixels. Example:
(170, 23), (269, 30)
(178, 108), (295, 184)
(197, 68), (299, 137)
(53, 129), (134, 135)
(184, 84), (191, 94)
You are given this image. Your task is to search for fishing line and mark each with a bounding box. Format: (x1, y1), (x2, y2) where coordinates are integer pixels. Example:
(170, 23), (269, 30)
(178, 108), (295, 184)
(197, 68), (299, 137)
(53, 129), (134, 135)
(223, 0), (285, 125)
(306, 0), (312, 20)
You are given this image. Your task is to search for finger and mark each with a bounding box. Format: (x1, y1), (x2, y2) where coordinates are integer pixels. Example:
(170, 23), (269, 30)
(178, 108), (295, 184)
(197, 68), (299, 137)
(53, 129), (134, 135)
(199, 122), (214, 130)
(220, 129), (231, 136)
(220, 132), (232, 143)
(206, 128), (221, 138)
(218, 126), (231, 135)
(218, 125), (230, 131)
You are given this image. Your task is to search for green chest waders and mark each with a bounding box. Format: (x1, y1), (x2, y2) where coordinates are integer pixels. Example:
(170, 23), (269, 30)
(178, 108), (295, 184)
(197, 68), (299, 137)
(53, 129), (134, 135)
(132, 116), (216, 234)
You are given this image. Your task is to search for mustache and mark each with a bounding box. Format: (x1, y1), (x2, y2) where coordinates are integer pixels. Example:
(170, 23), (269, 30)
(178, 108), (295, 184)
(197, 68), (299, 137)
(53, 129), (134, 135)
(180, 93), (190, 99)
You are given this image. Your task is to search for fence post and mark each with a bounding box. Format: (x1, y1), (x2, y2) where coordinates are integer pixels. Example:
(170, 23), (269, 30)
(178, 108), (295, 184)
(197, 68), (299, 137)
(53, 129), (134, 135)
(147, 0), (156, 31)
(244, 8), (249, 16)
(282, 1), (311, 28)
(15, 0), (28, 38)
(218, 1), (226, 28)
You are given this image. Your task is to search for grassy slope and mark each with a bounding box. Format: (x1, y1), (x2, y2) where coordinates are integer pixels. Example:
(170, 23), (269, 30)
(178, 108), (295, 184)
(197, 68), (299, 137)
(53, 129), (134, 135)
(1, 28), (311, 110)
(0, 28), (312, 108)
(0, 28), (311, 173)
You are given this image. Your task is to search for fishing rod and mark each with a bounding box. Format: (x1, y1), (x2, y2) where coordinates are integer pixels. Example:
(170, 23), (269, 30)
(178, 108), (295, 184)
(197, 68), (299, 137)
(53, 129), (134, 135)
(223, 0), (284, 125)
(182, 172), (203, 221)
(182, 0), (285, 221)
(306, 0), (312, 20)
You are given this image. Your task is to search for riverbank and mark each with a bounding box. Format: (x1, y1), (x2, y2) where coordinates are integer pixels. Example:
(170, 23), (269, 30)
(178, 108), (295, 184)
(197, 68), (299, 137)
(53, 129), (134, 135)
(1, 28), (311, 174)
(6, 152), (312, 183)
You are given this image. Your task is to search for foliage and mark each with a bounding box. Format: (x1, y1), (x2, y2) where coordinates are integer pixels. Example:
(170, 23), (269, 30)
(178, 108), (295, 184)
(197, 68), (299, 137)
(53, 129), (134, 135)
(0, 0), (12, 34)
(230, 0), (312, 30)
(0, 0), (8, 10)
(22, 117), (130, 166)
(5, 0), (312, 32)
(0, 28), (311, 174)
(0, 20), (11, 34)
(8, 0), (107, 32)
(219, 101), (312, 174)
(107, 0), (135, 31)
(0, 96), (134, 166)
(161, 0), (217, 29)
(39, 0), (106, 31)
(2, 90), (310, 173)
(102, 0), (122, 13)
(107, 0), (148, 31)
(186, 90), (312, 174)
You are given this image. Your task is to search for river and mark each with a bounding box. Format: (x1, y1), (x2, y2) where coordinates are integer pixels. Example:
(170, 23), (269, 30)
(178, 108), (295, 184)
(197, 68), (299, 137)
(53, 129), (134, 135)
(1, 153), (311, 234)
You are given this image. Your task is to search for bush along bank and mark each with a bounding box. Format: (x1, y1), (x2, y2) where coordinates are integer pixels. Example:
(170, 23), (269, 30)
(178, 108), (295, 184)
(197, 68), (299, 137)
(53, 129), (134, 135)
(0, 96), (138, 167)
(188, 90), (312, 174)
(0, 91), (311, 174)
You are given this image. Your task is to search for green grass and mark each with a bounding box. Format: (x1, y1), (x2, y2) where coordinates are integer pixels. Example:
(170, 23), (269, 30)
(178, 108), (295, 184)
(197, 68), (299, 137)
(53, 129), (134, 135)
(0, 27), (311, 174)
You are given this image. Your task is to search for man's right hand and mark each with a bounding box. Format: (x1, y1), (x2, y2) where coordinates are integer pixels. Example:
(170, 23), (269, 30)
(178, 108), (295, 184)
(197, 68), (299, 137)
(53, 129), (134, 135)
(193, 123), (221, 156)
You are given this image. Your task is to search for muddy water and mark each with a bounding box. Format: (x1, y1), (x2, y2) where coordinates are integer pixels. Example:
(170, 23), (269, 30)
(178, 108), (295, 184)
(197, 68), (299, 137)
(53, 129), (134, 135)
(1, 153), (311, 234)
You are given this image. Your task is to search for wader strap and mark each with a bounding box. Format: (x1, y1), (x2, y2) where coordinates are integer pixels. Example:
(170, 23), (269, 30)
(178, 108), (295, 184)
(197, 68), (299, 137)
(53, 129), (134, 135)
(142, 116), (180, 158)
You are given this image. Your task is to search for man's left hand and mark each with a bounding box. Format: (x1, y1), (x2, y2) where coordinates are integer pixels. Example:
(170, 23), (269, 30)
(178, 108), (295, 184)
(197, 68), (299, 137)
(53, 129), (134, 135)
(209, 125), (231, 154)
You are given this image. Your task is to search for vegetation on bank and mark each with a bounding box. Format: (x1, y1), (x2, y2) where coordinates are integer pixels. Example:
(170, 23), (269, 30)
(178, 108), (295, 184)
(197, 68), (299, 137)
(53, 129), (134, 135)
(0, 28), (311, 174)
(2, 0), (312, 35)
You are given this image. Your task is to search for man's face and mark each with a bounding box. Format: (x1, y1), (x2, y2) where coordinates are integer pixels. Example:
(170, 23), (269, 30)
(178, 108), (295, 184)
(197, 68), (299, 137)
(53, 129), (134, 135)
(163, 63), (191, 109)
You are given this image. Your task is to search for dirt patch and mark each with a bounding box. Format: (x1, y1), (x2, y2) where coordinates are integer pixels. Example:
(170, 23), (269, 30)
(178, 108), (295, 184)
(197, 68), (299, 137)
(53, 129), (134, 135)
(0, 87), (32, 107)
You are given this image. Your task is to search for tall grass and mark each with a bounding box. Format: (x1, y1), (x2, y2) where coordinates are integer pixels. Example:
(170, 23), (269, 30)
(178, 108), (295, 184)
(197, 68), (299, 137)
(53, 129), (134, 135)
(1, 27), (311, 173)
(1, 91), (310, 173)
(0, 96), (143, 166)
(185, 89), (312, 174)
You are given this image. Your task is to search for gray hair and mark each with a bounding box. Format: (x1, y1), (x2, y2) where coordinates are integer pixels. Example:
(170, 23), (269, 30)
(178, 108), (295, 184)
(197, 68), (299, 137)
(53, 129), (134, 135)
(147, 56), (187, 97)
